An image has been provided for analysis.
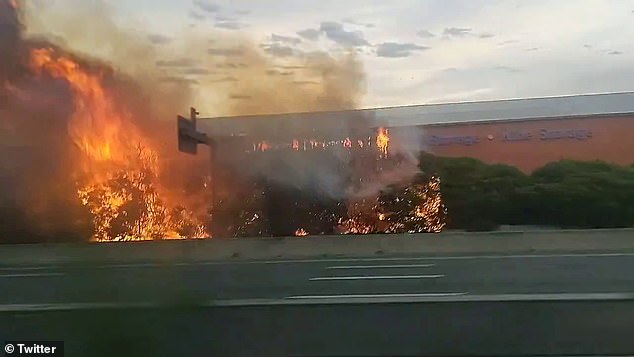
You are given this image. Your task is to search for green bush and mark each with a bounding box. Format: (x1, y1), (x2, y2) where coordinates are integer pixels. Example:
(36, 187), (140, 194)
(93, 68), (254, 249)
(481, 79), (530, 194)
(421, 154), (634, 230)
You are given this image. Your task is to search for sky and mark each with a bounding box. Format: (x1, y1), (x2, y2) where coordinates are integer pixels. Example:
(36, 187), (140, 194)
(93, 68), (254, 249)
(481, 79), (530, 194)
(31, 0), (634, 109)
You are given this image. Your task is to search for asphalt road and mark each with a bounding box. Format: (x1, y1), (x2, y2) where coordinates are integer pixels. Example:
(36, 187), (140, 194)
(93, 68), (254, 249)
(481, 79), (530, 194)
(1, 252), (634, 305)
(2, 252), (634, 356)
(3, 300), (634, 357)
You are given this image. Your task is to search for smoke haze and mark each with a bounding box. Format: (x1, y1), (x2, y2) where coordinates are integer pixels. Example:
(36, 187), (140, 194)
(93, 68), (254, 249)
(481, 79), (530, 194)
(1, 0), (425, 240)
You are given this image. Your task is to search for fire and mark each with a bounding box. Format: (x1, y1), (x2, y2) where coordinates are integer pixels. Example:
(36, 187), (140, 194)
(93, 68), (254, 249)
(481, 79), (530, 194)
(339, 176), (446, 235)
(29, 48), (141, 167)
(376, 127), (389, 158)
(408, 176), (446, 233)
(294, 228), (309, 237)
(29, 47), (209, 241)
(338, 217), (374, 234)
(250, 136), (379, 153)
(254, 141), (271, 152)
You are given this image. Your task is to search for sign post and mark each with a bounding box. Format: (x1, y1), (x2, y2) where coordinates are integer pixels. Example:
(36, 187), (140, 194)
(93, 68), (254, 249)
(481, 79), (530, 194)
(177, 107), (209, 154)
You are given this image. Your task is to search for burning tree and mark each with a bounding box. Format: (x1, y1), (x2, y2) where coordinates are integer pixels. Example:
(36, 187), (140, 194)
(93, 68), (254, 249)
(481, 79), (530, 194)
(16, 43), (210, 241)
(78, 146), (207, 241)
(376, 175), (447, 233)
(338, 174), (447, 235)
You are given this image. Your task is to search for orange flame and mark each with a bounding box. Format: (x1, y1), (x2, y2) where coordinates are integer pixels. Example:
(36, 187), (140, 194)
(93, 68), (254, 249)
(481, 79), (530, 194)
(30, 48), (140, 168)
(376, 127), (389, 158)
(29, 47), (209, 241)
(294, 228), (309, 237)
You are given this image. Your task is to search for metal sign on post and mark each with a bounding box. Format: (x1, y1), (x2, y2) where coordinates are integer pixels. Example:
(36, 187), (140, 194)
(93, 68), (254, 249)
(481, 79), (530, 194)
(177, 107), (209, 155)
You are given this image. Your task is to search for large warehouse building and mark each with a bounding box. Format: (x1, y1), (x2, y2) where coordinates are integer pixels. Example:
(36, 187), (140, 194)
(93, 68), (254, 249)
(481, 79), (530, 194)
(197, 91), (634, 173)
(182, 91), (634, 237)
(414, 91), (634, 172)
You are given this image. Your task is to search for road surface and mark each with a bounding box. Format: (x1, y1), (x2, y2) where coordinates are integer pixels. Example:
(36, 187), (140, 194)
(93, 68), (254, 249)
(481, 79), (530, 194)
(1, 252), (634, 305)
(2, 252), (634, 356)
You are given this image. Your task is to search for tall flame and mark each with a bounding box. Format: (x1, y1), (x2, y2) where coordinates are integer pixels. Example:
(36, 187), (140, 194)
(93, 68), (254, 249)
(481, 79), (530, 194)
(30, 48), (140, 167)
(376, 127), (389, 158)
(29, 47), (209, 241)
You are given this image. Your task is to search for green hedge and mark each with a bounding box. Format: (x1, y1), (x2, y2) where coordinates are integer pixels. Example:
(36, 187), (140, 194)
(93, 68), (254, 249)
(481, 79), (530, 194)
(419, 153), (634, 231)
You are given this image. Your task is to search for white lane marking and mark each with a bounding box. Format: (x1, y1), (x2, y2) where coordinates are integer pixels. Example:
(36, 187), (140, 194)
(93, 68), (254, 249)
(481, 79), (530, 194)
(283, 292), (634, 303)
(4, 292), (634, 311)
(0, 302), (157, 312)
(252, 252), (634, 265)
(310, 274), (444, 281)
(0, 273), (64, 278)
(287, 293), (467, 299)
(98, 263), (158, 268)
(2, 251), (633, 271)
(0, 266), (57, 271)
(326, 264), (435, 269)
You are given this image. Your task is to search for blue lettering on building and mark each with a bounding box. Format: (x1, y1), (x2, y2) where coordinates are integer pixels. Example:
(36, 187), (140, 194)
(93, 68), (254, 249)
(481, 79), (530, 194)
(540, 129), (592, 141)
(428, 135), (480, 146)
(503, 131), (532, 142)
(426, 128), (592, 147)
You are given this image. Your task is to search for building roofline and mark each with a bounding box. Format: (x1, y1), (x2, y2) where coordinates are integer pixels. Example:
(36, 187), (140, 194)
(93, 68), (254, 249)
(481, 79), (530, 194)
(197, 91), (634, 122)
(422, 111), (634, 127)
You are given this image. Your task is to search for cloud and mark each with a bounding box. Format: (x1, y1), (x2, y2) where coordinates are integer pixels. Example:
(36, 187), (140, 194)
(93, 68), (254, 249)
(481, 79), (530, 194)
(297, 28), (321, 41)
(236, 10), (250, 15)
(319, 21), (370, 47)
(441, 27), (493, 39)
(497, 39), (518, 46)
(209, 76), (238, 83)
(193, 0), (219, 13)
(215, 21), (247, 30)
(525, 47), (540, 52)
(443, 27), (472, 38)
(229, 94), (252, 100)
(216, 63), (247, 69)
(208, 47), (244, 56)
(417, 30), (435, 38)
(182, 68), (214, 75)
(492, 65), (521, 73)
(189, 11), (205, 21)
(266, 69), (294, 76)
(215, 14), (237, 21)
(342, 18), (375, 28)
(608, 50), (623, 55)
(155, 58), (197, 67)
(294, 80), (320, 85)
(146, 34), (172, 45)
(158, 76), (199, 85)
(376, 42), (429, 58)
(277, 65), (305, 70)
(261, 43), (299, 57)
(271, 33), (302, 45)
(584, 44), (593, 49)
